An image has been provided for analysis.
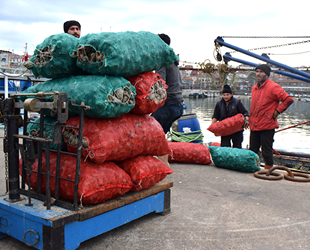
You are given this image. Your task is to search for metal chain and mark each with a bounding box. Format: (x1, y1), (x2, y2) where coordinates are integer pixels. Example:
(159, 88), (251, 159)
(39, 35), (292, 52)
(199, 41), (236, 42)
(4, 117), (8, 193)
(213, 42), (223, 61)
(220, 36), (310, 38)
(219, 36), (310, 54)
(268, 50), (310, 56)
(228, 40), (310, 53)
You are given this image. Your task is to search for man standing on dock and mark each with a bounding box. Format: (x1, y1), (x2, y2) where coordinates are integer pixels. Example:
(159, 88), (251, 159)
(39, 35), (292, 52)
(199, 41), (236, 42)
(212, 84), (249, 148)
(63, 20), (81, 38)
(249, 64), (294, 169)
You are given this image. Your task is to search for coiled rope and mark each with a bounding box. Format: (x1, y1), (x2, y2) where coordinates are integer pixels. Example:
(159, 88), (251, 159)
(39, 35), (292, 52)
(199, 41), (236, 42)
(199, 59), (215, 74)
(170, 130), (204, 144)
(199, 59), (216, 84)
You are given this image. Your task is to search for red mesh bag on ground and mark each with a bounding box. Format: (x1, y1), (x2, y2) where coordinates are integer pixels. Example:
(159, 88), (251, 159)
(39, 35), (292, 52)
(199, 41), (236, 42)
(207, 113), (244, 136)
(63, 113), (170, 164)
(116, 155), (174, 192)
(19, 152), (133, 204)
(127, 72), (168, 114)
(168, 142), (212, 164)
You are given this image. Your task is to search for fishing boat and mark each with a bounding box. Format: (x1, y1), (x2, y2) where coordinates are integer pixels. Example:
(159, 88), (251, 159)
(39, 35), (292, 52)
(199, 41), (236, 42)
(188, 92), (201, 98)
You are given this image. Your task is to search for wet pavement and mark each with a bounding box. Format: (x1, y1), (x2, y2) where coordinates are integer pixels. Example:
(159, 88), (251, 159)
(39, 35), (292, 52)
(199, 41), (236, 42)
(1, 129), (310, 249)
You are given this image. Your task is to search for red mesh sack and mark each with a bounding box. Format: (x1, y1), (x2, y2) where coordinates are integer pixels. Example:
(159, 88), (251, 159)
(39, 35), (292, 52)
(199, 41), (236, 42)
(63, 113), (170, 164)
(207, 113), (244, 136)
(116, 155), (174, 192)
(210, 142), (221, 147)
(127, 72), (168, 114)
(19, 152), (133, 204)
(168, 142), (212, 164)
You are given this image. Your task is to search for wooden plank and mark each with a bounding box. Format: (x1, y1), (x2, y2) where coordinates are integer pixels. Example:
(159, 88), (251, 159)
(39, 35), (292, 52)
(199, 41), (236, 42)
(78, 180), (173, 221)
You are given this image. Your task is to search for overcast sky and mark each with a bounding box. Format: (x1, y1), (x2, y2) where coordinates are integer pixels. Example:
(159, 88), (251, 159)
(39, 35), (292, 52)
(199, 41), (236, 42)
(1, 0), (310, 67)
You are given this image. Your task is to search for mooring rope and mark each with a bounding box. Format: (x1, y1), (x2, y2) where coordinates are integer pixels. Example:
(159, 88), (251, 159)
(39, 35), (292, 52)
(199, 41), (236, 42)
(275, 120), (310, 133)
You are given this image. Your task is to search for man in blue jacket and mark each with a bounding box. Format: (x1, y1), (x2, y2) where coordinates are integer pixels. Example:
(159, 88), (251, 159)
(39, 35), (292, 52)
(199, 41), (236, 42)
(212, 84), (249, 148)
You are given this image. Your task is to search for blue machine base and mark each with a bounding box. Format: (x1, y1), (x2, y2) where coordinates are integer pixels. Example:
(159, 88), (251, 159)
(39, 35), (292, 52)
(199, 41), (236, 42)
(0, 181), (172, 250)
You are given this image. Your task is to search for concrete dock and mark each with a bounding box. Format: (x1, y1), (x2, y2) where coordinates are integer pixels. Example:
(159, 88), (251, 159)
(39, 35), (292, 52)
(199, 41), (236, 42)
(1, 130), (310, 249)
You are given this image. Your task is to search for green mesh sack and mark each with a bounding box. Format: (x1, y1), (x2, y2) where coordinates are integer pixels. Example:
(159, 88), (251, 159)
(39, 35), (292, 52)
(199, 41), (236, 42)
(23, 33), (81, 79)
(27, 116), (65, 150)
(20, 75), (136, 118)
(209, 146), (260, 173)
(71, 31), (178, 77)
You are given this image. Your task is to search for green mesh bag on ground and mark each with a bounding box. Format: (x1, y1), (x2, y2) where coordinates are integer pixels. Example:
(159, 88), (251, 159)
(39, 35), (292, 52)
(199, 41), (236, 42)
(71, 31), (178, 77)
(21, 75), (136, 118)
(23, 33), (82, 78)
(27, 116), (66, 150)
(209, 146), (260, 173)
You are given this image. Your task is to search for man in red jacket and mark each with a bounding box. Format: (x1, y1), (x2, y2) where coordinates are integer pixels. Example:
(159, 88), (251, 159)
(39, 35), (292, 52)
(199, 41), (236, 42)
(249, 64), (294, 169)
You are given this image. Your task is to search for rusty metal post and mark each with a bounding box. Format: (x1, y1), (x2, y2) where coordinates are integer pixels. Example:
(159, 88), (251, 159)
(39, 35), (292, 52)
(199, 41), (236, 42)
(4, 97), (21, 201)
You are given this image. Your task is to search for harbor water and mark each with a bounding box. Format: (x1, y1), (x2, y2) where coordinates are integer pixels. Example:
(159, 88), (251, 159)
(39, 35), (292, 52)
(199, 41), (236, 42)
(183, 96), (310, 154)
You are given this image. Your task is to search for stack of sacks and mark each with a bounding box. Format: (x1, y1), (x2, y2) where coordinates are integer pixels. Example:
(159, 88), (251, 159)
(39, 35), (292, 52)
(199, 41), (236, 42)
(21, 31), (177, 204)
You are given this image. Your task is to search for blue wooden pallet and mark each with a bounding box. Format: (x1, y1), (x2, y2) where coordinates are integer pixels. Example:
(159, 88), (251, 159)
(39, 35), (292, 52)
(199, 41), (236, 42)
(0, 180), (172, 250)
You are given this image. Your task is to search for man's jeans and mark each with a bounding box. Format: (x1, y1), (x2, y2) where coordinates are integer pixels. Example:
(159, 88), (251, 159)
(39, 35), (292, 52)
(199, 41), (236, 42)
(151, 103), (184, 133)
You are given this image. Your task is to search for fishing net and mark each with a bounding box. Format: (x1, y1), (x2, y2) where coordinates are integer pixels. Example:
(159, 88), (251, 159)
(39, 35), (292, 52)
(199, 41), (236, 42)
(127, 72), (167, 114)
(23, 33), (82, 79)
(209, 146), (260, 172)
(19, 152), (133, 204)
(168, 142), (212, 164)
(116, 155), (174, 192)
(207, 113), (244, 136)
(20, 75), (136, 118)
(71, 31), (178, 77)
(63, 113), (170, 164)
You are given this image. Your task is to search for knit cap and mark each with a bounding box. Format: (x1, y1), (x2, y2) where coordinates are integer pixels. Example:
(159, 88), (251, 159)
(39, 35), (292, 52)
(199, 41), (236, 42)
(255, 64), (271, 77)
(64, 20), (81, 33)
(222, 84), (232, 94)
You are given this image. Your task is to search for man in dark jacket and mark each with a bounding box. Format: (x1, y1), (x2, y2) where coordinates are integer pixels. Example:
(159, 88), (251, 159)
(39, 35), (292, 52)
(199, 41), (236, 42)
(212, 84), (249, 148)
(249, 64), (293, 169)
(151, 34), (184, 134)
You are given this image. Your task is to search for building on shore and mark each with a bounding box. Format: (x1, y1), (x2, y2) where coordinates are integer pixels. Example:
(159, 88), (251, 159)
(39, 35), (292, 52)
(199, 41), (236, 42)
(0, 50), (32, 74)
